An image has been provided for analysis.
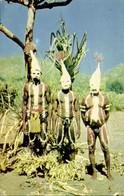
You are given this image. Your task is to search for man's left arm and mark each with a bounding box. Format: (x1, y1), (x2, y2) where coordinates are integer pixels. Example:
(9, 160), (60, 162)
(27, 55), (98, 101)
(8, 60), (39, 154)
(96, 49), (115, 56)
(103, 95), (110, 122)
(46, 86), (52, 132)
(74, 93), (81, 139)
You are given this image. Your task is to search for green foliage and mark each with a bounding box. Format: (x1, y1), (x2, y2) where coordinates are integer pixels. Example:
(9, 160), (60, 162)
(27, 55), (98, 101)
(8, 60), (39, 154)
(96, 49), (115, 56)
(40, 59), (61, 94)
(0, 55), (124, 111)
(46, 18), (87, 83)
(0, 55), (26, 109)
(101, 64), (124, 111)
(73, 72), (90, 103)
(0, 82), (17, 111)
(105, 92), (124, 111)
(103, 64), (124, 94)
(106, 81), (124, 94)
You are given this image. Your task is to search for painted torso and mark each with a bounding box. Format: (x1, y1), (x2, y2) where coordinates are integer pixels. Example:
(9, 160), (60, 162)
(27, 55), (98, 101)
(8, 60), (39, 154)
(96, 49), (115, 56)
(83, 93), (107, 128)
(24, 82), (49, 114)
(56, 90), (75, 118)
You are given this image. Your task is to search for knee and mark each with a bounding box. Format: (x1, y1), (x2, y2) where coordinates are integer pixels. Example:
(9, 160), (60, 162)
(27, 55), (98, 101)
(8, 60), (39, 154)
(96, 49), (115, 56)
(101, 141), (109, 153)
(89, 145), (95, 154)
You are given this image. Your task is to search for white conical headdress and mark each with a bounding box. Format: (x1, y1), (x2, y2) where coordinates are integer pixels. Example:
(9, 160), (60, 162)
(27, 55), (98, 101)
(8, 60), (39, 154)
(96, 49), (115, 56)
(60, 60), (71, 83)
(89, 62), (101, 91)
(30, 50), (41, 73)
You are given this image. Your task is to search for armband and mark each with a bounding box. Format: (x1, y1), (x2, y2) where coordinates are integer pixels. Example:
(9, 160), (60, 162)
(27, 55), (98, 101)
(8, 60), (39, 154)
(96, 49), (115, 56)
(80, 105), (87, 112)
(104, 104), (110, 111)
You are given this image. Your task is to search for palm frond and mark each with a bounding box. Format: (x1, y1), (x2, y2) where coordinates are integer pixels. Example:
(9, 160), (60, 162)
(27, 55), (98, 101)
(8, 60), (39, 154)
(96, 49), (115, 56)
(45, 18), (87, 83)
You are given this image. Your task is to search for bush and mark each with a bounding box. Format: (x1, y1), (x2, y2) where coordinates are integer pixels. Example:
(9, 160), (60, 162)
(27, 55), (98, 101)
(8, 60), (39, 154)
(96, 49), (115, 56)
(106, 81), (124, 94)
(0, 82), (17, 111)
(105, 91), (124, 111)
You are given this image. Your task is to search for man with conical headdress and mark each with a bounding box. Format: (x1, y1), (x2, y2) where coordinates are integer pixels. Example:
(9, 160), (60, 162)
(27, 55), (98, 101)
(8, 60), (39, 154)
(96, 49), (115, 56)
(52, 56), (81, 161)
(81, 56), (113, 180)
(22, 50), (51, 154)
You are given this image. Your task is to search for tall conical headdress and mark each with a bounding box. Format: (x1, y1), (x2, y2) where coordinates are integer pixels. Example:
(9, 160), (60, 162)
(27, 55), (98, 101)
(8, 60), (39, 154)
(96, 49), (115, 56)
(89, 61), (101, 91)
(30, 50), (41, 73)
(60, 59), (71, 83)
(55, 51), (71, 84)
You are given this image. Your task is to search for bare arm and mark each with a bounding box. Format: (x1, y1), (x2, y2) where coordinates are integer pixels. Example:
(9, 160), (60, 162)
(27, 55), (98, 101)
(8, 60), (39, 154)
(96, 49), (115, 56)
(22, 85), (28, 133)
(103, 95), (110, 122)
(52, 93), (58, 137)
(74, 93), (81, 139)
(81, 97), (86, 119)
(80, 96), (89, 126)
(46, 86), (52, 132)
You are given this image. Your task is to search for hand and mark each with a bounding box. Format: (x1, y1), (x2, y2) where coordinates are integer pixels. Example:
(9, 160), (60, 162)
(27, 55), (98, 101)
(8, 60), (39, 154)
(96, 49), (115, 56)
(22, 124), (28, 135)
(76, 129), (81, 139)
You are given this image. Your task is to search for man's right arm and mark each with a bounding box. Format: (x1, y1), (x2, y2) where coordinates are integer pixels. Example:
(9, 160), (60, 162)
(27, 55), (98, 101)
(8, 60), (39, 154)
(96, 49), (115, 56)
(22, 85), (28, 133)
(81, 97), (86, 118)
(103, 95), (110, 122)
(80, 96), (88, 126)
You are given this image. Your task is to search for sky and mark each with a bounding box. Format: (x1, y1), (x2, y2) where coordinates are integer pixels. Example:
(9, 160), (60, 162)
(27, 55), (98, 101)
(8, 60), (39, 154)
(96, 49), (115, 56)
(0, 0), (124, 75)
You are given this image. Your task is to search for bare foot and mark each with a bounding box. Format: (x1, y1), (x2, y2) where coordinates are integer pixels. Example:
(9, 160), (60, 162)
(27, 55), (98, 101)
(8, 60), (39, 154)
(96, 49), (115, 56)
(91, 171), (97, 180)
(107, 172), (113, 181)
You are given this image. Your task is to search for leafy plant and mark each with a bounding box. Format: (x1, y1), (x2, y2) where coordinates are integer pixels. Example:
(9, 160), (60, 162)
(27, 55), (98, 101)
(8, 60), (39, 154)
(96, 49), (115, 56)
(46, 18), (87, 83)
(0, 83), (17, 111)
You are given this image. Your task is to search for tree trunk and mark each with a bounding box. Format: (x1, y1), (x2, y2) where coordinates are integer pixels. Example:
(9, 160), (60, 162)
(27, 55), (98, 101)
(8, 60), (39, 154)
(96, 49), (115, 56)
(25, 3), (36, 82)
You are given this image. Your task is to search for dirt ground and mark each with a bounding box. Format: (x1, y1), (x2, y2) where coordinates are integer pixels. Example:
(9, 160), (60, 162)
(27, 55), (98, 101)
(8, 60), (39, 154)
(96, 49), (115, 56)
(0, 111), (124, 196)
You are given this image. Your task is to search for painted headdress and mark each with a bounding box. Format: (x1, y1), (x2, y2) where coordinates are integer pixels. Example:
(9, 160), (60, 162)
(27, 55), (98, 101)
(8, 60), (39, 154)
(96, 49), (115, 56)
(30, 50), (41, 74)
(55, 51), (71, 87)
(89, 55), (101, 92)
(60, 59), (71, 84)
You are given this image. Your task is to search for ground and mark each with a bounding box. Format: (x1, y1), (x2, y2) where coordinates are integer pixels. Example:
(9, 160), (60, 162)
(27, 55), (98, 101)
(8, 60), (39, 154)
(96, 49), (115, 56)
(0, 112), (124, 196)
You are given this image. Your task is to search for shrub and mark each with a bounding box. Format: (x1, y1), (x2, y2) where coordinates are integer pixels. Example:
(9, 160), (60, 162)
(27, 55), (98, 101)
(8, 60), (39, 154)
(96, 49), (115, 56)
(105, 91), (124, 111)
(0, 82), (17, 111)
(106, 81), (124, 94)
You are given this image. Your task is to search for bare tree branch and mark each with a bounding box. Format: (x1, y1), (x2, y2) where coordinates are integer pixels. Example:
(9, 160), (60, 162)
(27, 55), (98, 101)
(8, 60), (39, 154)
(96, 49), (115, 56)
(35, 0), (45, 5)
(36, 0), (72, 10)
(0, 23), (25, 50)
(5, 0), (28, 7)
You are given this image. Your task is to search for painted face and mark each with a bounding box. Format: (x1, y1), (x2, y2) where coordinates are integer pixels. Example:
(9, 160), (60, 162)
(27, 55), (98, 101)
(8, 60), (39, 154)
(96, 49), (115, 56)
(90, 83), (99, 94)
(31, 69), (41, 81)
(61, 76), (71, 90)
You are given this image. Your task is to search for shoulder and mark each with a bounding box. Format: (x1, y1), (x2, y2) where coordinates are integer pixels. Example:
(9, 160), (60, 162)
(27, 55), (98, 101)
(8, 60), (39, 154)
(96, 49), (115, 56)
(99, 92), (108, 101)
(70, 90), (78, 98)
(52, 90), (61, 100)
(84, 94), (90, 100)
(99, 93), (109, 105)
(82, 93), (91, 105)
(41, 81), (50, 90)
(82, 94), (90, 102)
(24, 82), (31, 91)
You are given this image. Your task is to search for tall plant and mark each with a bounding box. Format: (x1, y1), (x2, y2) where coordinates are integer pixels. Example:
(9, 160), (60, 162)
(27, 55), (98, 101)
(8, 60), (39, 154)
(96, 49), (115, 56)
(46, 18), (87, 83)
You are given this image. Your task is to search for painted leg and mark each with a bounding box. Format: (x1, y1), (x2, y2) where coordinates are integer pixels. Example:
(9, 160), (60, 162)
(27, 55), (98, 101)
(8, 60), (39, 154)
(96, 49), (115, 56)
(104, 151), (113, 181)
(68, 120), (76, 160)
(99, 124), (113, 181)
(87, 127), (97, 179)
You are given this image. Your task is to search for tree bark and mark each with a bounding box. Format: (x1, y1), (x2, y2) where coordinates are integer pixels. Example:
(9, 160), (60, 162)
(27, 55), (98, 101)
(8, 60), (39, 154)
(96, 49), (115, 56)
(24, 2), (36, 81)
